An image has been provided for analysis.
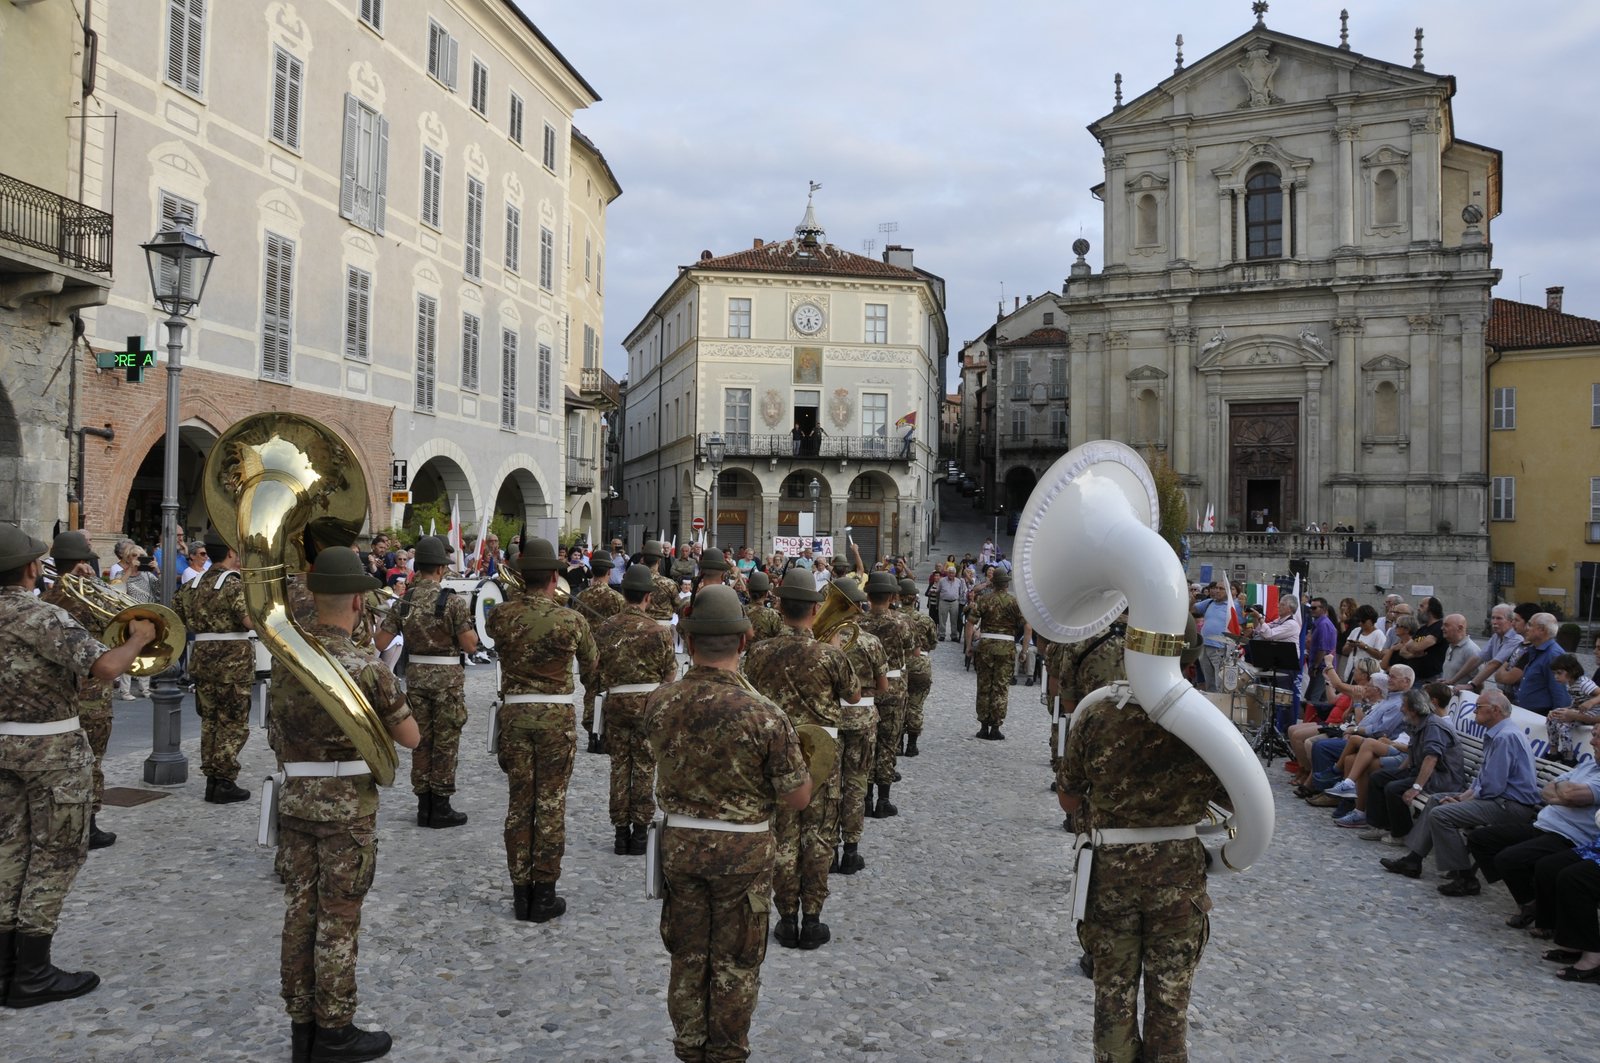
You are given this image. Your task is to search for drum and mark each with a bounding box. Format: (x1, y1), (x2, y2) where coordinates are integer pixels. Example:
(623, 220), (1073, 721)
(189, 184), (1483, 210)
(442, 577), (505, 649)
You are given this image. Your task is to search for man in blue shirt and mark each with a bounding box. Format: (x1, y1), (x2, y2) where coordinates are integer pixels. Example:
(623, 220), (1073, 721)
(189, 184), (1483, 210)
(1515, 613), (1572, 716)
(1382, 690), (1540, 890)
(1457, 603), (1522, 693)
(1192, 583), (1238, 692)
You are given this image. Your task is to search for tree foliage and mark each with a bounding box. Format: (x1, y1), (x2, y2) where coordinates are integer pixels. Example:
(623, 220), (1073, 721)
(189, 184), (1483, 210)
(1149, 453), (1189, 558)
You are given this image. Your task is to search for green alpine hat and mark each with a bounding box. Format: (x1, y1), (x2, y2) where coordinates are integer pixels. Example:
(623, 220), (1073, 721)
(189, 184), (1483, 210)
(202, 529), (232, 557)
(746, 571), (771, 595)
(0, 524), (49, 571)
(698, 548), (729, 571)
(831, 557), (850, 577)
(837, 578), (867, 606)
(679, 584), (752, 635)
(642, 539), (666, 560)
(414, 535), (451, 567)
(306, 547), (381, 594)
(621, 563), (656, 593)
(50, 530), (98, 566)
(990, 569), (1012, 586)
(516, 537), (565, 573)
(589, 548), (612, 570)
(865, 571), (900, 595)
(776, 566), (824, 602)
(898, 577), (919, 596)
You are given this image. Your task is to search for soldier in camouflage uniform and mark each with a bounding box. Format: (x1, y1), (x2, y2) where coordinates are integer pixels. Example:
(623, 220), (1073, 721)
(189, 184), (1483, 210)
(485, 538), (598, 923)
(965, 569), (1029, 739)
(573, 549), (624, 754)
(39, 532), (117, 849)
(271, 547), (419, 1062)
(898, 577), (937, 757)
(1056, 646), (1224, 1063)
(1050, 625), (1127, 798)
(743, 568), (858, 950)
(645, 584), (812, 1063)
(743, 572), (784, 643)
(858, 571), (910, 816)
(835, 578), (886, 875)
(0, 524), (155, 1008)
(592, 565), (677, 855)
(640, 540), (680, 624)
(183, 530), (257, 805)
(377, 536), (477, 829)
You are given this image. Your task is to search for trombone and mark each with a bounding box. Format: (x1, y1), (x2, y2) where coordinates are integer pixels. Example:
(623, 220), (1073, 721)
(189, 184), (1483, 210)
(43, 562), (187, 676)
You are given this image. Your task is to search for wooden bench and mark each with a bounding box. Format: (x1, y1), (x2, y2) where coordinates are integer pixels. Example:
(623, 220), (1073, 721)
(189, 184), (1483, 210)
(1411, 730), (1571, 815)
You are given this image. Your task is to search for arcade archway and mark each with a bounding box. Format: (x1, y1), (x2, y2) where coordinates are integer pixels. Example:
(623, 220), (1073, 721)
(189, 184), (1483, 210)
(1004, 466), (1038, 514)
(405, 455), (475, 532)
(120, 423), (218, 546)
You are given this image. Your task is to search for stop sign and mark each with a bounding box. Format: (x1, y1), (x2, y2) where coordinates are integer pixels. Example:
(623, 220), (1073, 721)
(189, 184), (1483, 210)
(692, 516), (706, 532)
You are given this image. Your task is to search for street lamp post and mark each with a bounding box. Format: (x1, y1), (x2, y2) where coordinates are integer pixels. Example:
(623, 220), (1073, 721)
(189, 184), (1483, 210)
(808, 477), (821, 548)
(140, 217), (217, 785)
(706, 433), (726, 550)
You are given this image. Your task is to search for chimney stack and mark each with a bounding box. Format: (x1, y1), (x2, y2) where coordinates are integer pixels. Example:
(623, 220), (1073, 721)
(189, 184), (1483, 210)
(1547, 286), (1564, 313)
(883, 244), (914, 270)
(753, 238), (764, 249)
(1014, 296), (1021, 310)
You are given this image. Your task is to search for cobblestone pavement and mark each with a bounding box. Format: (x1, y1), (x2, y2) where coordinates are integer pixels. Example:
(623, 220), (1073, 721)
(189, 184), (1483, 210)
(11, 640), (1593, 1063)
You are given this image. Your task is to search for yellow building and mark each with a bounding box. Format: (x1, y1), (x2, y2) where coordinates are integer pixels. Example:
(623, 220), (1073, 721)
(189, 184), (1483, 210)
(1486, 288), (1600, 618)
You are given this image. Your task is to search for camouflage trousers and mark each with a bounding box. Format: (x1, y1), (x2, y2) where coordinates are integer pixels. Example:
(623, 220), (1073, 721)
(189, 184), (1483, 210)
(837, 726), (876, 845)
(871, 691), (905, 786)
(83, 704), (112, 814)
(661, 865), (771, 1063)
(974, 649), (1013, 727)
(279, 812), (377, 1027)
(773, 777), (837, 916)
(905, 659), (931, 736)
(1077, 844), (1211, 1063)
(407, 682), (467, 796)
(497, 709), (577, 884)
(606, 713), (656, 828)
(196, 671), (252, 781)
(0, 746), (91, 934)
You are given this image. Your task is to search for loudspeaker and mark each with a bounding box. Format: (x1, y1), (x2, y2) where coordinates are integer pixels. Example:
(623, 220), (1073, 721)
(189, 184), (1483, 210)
(1288, 557), (1310, 581)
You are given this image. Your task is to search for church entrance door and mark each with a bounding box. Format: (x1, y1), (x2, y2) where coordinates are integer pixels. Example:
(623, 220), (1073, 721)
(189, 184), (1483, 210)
(1229, 402), (1298, 530)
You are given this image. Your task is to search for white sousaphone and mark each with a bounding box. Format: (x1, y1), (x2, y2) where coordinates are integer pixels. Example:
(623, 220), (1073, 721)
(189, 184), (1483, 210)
(1013, 440), (1273, 872)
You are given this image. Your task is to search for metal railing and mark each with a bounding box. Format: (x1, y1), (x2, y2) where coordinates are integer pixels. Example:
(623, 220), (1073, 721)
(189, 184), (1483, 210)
(0, 171), (113, 274)
(1000, 432), (1070, 451)
(579, 366), (620, 408)
(698, 431), (915, 461)
(566, 456), (595, 493)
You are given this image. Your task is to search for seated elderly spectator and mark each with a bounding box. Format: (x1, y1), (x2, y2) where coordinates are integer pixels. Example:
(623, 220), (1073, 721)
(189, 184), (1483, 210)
(1252, 594), (1302, 644)
(1465, 727), (1600, 923)
(1361, 684), (1466, 843)
(1303, 665), (1414, 806)
(1455, 603), (1522, 694)
(1381, 690), (1541, 892)
(1380, 599), (1413, 645)
(1398, 596), (1449, 681)
(1515, 613), (1572, 718)
(1323, 666), (1422, 824)
(1289, 661), (1380, 786)
(1437, 614), (1482, 689)
(1342, 604), (1385, 680)
(1528, 825), (1600, 981)
(1380, 615), (1419, 671)
(1488, 603), (1541, 701)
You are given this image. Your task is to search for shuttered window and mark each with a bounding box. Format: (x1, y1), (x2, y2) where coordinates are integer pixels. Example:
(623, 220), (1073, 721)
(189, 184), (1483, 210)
(470, 59), (488, 115)
(538, 226), (554, 291)
(509, 93), (524, 145)
(261, 233), (294, 382)
(269, 47), (303, 151)
(460, 312), (480, 392)
(464, 177), (485, 280)
(414, 295), (438, 412)
(1491, 476), (1515, 521)
(427, 20), (458, 89)
(538, 343), (552, 411)
(504, 203), (521, 274)
(583, 324), (597, 368)
(500, 329), (519, 430)
(343, 267), (371, 362)
(165, 0), (206, 95)
(542, 123), (557, 170)
(338, 94), (388, 234)
(359, 0), (383, 31)
(420, 148), (442, 229)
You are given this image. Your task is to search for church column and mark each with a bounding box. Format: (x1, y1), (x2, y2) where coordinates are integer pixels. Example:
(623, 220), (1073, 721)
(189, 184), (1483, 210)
(1205, 375), (1225, 522)
(1234, 192), (1249, 261)
(1105, 153), (1128, 269)
(1168, 324), (1196, 473)
(1067, 335), (1086, 449)
(1295, 169), (1311, 258)
(1104, 331), (1129, 443)
(1409, 114), (1442, 246)
(1282, 178), (1295, 260)
(1169, 145), (1193, 263)
(1335, 123), (1360, 249)
(1406, 314), (1440, 530)
(1332, 317), (1363, 476)
(1458, 310), (1487, 526)
(1218, 190), (1234, 264)
(1304, 368), (1323, 525)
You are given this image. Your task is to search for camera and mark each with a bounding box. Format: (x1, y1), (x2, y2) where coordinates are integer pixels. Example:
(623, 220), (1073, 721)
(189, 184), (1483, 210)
(138, 557), (157, 572)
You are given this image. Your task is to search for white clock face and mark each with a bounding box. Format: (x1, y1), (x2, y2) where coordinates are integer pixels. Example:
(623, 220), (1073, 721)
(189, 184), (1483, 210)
(793, 304), (825, 335)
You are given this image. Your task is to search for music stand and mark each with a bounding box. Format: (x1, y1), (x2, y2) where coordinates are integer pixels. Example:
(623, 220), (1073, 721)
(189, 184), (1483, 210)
(1242, 639), (1299, 763)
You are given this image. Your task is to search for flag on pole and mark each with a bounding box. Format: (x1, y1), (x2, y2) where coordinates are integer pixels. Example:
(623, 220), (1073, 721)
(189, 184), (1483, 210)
(1223, 576), (1242, 636)
(1204, 503), (1216, 532)
(429, 518), (436, 538)
(1247, 581), (1279, 617)
(894, 411), (917, 428)
(447, 495), (463, 574)
(472, 508), (491, 571)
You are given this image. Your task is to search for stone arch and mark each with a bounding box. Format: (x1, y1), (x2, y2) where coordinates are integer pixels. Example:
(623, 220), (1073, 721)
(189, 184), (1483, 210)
(118, 419), (220, 547)
(847, 469), (899, 503)
(778, 468), (832, 536)
(845, 470), (900, 565)
(490, 454), (551, 533)
(0, 379), (23, 529)
(1004, 466), (1039, 513)
(405, 439), (478, 531)
(712, 467), (763, 553)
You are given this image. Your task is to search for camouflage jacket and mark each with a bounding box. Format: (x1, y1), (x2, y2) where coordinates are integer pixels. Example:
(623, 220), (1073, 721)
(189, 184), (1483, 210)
(742, 626), (858, 729)
(573, 582), (625, 629)
(593, 608), (677, 725)
(646, 574), (679, 622)
(968, 590), (1024, 657)
(840, 628), (886, 731)
(39, 576), (113, 712)
(379, 578), (473, 695)
(268, 622), (411, 821)
(901, 606), (937, 673)
(0, 587), (107, 771)
(1052, 628), (1127, 710)
(183, 567), (255, 680)
(857, 609), (909, 678)
(645, 665), (808, 876)
(746, 603), (784, 643)
(487, 591), (598, 727)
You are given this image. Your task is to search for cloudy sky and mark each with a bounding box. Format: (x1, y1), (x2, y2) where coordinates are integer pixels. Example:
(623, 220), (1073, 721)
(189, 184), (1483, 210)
(518, 0), (1600, 384)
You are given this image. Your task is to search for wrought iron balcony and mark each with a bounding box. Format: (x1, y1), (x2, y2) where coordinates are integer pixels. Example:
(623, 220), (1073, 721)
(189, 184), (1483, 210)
(0, 171), (113, 274)
(698, 432), (916, 462)
(1000, 432), (1070, 452)
(580, 366), (620, 409)
(566, 456), (595, 494)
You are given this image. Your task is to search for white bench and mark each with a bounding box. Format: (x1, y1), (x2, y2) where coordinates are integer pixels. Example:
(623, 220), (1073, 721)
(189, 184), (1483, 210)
(1411, 730), (1572, 815)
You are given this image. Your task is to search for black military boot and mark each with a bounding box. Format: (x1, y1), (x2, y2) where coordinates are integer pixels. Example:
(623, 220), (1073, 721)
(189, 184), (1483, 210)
(864, 784), (875, 821)
(975, 724), (988, 739)
(586, 731), (602, 754)
(309, 1022), (392, 1062)
(526, 882), (566, 923)
(840, 842), (864, 874)
(798, 913), (831, 950)
(627, 824), (649, 856)
(427, 796), (468, 828)
(87, 816), (116, 849)
(209, 778), (250, 804)
(416, 794), (432, 827)
(3, 932), (99, 1008)
(0, 929), (13, 999)
(291, 1021), (316, 1063)
(204, 777), (217, 802)
(991, 725), (1006, 740)
(614, 825), (631, 855)
(902, 734), (920, 757)
(773, 913), (800, 949)
(513, 885), (533, 921)
(873, 784), (898, 818)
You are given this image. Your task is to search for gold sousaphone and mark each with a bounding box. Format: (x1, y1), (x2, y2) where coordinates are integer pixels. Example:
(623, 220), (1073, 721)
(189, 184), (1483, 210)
(42, 562), (187, 676)
(812, 581), (861, 651)
(794, 723), (839, 794)
(202, 413), (399, 786)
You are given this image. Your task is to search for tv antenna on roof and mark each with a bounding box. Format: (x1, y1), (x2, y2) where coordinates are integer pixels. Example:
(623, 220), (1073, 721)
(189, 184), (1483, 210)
(878, 221), (899, 242)
(862, 239), (876, 256)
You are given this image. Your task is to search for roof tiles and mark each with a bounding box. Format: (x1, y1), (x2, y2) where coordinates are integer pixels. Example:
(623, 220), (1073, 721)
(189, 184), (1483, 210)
(1487, 298), (1600, 351)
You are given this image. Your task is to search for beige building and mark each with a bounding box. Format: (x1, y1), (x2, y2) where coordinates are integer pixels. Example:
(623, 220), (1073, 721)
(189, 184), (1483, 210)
(620, 196), (948, 564)
(0, 1), (112, 540)
(74, 0), (602, 551)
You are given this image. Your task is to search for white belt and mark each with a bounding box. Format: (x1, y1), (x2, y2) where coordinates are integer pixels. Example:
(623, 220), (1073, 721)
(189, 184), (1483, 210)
(0, 717), (80, 736)
(504, 692), (576, 705)
(819, 725), (839, 739)
(194, 632), (255, 642)
(980, 633), (1013, 641)
(655, 619), (674, 627)
(410, 654), (461, 666)
(1093, 825), (1198, 845)
(666, 814), (770, 833)
(282, 760), (369, 778)
(606, 683), (660, 696)
(847, 697), (875, 708)
(916, 650), (930, 657)
(886, 669), (904, 678)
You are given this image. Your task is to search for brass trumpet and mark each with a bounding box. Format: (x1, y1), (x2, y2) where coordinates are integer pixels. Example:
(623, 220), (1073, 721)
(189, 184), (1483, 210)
(812, 581), (860, 651)
(43, 562), (186, 676)
(492, 551), (570, 603)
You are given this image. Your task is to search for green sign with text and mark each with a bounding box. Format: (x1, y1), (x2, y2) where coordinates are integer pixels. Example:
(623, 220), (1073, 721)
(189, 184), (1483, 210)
(95, 336), (157, 382)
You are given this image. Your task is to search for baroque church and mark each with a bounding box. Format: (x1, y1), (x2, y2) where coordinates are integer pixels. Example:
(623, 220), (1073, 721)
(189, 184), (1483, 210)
(1059, 5), (1500, 536)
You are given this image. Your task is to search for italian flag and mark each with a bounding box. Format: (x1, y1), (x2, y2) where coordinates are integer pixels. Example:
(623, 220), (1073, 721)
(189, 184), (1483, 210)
(1248, 582), (1279, 616)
